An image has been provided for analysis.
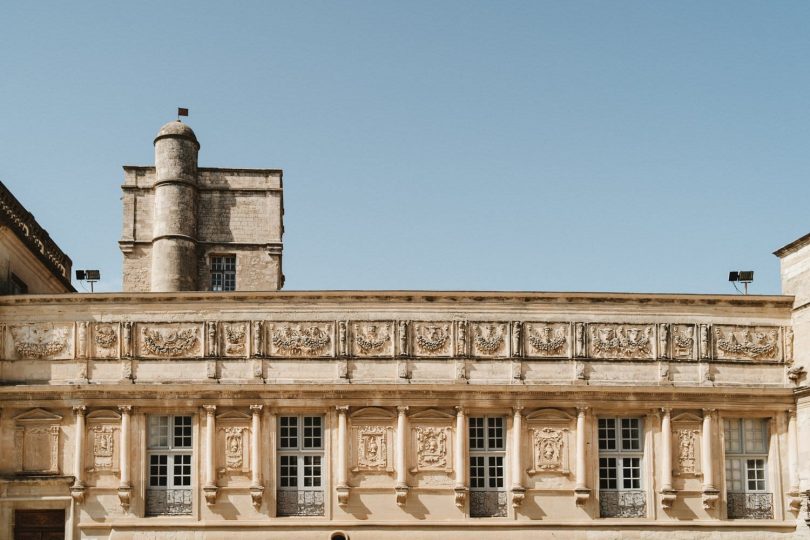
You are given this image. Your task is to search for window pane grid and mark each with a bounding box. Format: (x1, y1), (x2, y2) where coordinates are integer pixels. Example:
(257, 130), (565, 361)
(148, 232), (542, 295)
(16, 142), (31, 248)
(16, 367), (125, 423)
(277, 414), (325, 517)
(147, 415), (193, 516)
(210, 255), (236, 291)
(724, 418), (769, 504)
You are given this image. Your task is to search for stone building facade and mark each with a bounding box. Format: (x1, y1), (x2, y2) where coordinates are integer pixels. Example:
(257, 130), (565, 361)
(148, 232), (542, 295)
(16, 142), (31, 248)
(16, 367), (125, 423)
(1, 121), (810, 539)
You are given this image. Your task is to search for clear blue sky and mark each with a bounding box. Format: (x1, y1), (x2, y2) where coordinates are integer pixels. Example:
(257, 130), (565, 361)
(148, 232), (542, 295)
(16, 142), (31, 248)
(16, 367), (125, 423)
(1, 2), (808, 294)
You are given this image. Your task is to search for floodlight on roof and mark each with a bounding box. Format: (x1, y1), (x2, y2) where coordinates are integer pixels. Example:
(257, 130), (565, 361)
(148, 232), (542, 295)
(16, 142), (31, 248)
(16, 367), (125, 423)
(75, 269), (101, 293)
(728, 270), (754, 295)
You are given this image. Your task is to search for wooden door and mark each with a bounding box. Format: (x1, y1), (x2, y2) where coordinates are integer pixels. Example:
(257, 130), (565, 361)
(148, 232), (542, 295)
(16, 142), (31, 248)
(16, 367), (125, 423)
(14, 510), (64, 540)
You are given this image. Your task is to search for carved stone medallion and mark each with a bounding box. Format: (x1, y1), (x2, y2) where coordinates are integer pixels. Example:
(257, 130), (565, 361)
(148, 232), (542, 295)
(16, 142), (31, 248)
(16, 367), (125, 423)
(589, 324), (654, 359)
(713, 325), (781, 361)
(267, 322), (334, 357)
(92, 324), (119, 358)
(471, 322), (508, 357)
(412, 322), (453, 357)
(352, 322), (394, 357)
(524, 322), (569, 358)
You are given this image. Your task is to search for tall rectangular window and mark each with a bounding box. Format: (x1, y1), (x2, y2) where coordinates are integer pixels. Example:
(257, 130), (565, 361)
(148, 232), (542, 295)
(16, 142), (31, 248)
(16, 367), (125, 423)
(210, 255), (236, 291)
(469, 416), (507, 517)
(146, 415), (193, 516)
(598, 417), (646, 518)
(277, 415), (325, 516)
(725, 418), (772, 519)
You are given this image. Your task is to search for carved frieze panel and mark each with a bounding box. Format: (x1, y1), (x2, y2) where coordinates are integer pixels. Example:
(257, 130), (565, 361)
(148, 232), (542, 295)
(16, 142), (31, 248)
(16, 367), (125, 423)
(350, 407), (395, 474)
(267, 322), (334, 357)
(671, 413), (702, 477)
(9, 323), (73, 360)
(524, 322), (570, 358)
(470, 322), (508, 358)
(92, 323), (120, 358)
(589, 324), (654, 360)
(222, 322), (248, 357)
(352, 322), (394, 357)
(713, 325), (781, 361)
(671, 324), (696, 360)
(14, 408), (63, 474)
(526, 408), (573, 476)
(136, 323), (202, 358)
(411, 322), (454, 357)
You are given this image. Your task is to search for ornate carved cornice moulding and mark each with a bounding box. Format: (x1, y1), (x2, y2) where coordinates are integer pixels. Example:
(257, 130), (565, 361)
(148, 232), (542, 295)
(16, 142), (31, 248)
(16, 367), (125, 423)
(0, 320), (792, 365)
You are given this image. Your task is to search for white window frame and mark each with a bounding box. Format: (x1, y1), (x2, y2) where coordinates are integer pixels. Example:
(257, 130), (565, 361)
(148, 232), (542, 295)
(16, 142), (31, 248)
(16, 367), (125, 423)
(277, 414), (325, 516)
(210, 255), (236, 291)
(724, 418), (769, 494)
(598, 416), (645, 518)
(468, 415), (506, 517)
(146, 415), (193, 516)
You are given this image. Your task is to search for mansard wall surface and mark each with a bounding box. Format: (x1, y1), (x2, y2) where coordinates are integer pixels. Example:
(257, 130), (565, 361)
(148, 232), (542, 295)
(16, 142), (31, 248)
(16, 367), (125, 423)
(0, 291), (808, 539)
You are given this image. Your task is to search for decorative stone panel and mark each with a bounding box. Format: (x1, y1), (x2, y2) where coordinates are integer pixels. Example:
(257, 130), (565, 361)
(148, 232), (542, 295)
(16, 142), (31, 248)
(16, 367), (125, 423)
(713, 325), (781, 362)
(671, 413), (702, 477)
(470, 322), (509, 358)
(671, 324), (696, 360)
(221, 322), (248, 357)
(411, 322), (454, 357)
(216, 410), (252, 478)
(14, 408), (63, 474)
(588, 324), (655, 360)
(91, 323), (120, 358)
(525, 408), (573, 475)
(136, 323), (202, 358)
(524, 322), (570, 358)
(9, 323), (73, 360)
(350, 407), (395, 473)
(352, 322), (394, 357)
(86, 409), (121, 473)
(266, 322), (334, 357)
(408, 409), (455, 474)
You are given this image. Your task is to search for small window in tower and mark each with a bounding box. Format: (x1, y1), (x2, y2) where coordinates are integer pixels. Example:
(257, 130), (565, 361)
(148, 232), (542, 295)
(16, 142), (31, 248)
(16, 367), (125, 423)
(210, 255), (236, 291)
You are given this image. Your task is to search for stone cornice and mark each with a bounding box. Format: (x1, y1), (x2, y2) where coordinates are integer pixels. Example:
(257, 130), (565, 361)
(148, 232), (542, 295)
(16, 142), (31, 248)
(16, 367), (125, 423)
(0, 180), (74, 291)
(0, 290), (793, 310)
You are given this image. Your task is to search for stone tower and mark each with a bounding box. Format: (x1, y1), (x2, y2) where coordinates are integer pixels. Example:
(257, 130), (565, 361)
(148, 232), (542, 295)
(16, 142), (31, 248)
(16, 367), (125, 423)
(119, 120), (284, 292)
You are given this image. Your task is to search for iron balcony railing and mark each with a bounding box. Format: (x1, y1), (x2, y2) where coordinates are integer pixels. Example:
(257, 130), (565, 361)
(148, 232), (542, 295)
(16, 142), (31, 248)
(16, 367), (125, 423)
(145, 488), (192, 516)
(470, 491), (507, 518)
(276, 490), (325, 516)
(599, 490), (646, 518)
(727, 492), (773, 519)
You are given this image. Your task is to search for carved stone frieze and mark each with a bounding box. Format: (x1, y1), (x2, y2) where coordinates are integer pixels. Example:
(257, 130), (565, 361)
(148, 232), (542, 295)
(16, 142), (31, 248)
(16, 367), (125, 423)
(10, 324), (72, 359)
(352, 322), (393, 357)
(471, 322), (507, 357)
(251, 321), (264, 357)
(699, 325), (710, 360)
(713, 326), (781, 361)
(589, 324), (654, 359)
(785, 327), (794, 364)
(574, 323), (586, 358)
(338, 320), (348, 357)
(139, 324), (201, 357)
(413, 322), (453, 356)
(524, 322), (569, 358)
(658, 323), (669, 359)
(672, 324), (696, 360)
(121, 322), (133, 358)
(398, 321), (409, 357)
(77, 321), (88, 359)
(93, 323), (119, 358)
(511, 321), (522, 358)
(268, 322), (333, 357)
(206, 321), (218, 357)
(222, 323), (247, 357)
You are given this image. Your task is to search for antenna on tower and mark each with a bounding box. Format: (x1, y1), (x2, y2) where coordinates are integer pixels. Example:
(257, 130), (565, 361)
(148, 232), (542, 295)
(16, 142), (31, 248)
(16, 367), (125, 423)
(177, 107), (189, 121)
